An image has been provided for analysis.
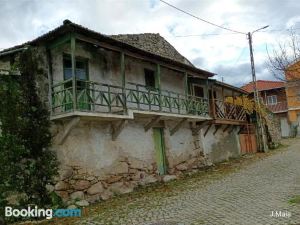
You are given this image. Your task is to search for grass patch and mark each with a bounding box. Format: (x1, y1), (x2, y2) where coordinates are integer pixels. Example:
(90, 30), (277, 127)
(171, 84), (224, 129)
(288, 195), (300, 204)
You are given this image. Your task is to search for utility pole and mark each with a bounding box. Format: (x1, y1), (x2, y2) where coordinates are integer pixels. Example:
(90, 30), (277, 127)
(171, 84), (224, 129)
(247, 27), (268, 152)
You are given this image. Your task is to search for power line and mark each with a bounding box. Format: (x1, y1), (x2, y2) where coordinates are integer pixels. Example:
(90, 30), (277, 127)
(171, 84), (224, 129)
(173, 32), (240, 37)
(159, 0), (246, 35)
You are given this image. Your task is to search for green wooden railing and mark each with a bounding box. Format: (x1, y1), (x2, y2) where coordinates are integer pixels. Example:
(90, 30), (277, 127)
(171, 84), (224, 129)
(51, 79), (209, 117)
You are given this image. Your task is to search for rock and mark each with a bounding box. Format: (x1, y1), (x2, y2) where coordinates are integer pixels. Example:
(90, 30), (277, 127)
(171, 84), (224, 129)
(132, 171), (146, 181)
(176, 163), (188, 171)
(67, 205), (77, 209)
(86, 176), (96, 181)
(162, 175), (177, 183)
(129, 158), (147, 170)
(186, 158), (198, 167)
(73, 180), (90, 190)
(75, 200), (89, 207)
(109, 182), (134, 194)
(45, 184), (55, 193)
(70, 191), (84, 200)
(100, 190), (114, 200)
(87, 182), (104, 195)
(56, 191), (69, 199)
(6, 192), (28, 205)
(110, 162), (128, 175)
(59, 167), (73, 180)
(86, 194), (101, 203)
(55, 181), (69, 191)
(140, 175), (158, 185)
(106, 175), (123, 184)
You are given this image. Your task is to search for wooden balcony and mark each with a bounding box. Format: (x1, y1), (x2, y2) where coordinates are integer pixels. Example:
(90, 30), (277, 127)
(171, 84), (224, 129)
(210, 98), (247, 125)
(265, 101), (288, 113)
(51, 79), (210, 119)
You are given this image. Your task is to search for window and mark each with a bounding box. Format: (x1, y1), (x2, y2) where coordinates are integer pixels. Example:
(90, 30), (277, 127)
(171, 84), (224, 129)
(267, 95), (277, 105)
(63, 56), (88, 81)
(144, 69), (156, 89)
(193, 85), (204, 98)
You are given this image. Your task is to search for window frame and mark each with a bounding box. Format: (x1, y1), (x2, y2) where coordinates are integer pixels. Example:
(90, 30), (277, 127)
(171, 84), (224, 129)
(63, 54), (89, 81)
(144, 68), (157, 90)
(267, 95), (277, 105)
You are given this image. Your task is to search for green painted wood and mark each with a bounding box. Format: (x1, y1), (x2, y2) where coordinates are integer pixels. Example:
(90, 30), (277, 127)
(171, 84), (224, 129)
(120, 52), (125, 87)
(71, 34), (77, 110)
(184, 72), (188, 95)
(155, 64), (161, 90)
(153, 128), (167, 175)
(51, 80), (210, 116)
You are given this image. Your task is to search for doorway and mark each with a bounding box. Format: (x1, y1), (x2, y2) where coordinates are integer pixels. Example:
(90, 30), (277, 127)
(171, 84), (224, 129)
(153, 128), (167, 175)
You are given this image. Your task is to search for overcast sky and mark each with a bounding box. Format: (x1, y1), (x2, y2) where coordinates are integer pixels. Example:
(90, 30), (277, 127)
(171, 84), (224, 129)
(1, 0), (300, 87)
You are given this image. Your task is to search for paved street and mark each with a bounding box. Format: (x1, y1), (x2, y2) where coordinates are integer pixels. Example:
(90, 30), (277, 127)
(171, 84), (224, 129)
(70, 139), (300, 225)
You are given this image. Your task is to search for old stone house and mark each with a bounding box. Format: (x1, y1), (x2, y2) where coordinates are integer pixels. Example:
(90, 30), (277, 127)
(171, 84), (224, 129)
(0, 20), (250, 205)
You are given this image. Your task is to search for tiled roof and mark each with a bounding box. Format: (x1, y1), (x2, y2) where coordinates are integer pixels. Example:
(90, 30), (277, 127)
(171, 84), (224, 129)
(0, 20), (214, 77)
(241, 80), (285, 92)
(110, 33), (194, 66)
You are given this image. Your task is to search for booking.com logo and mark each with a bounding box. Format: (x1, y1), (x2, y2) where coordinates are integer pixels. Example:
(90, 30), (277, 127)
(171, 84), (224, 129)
(5, 206), (81, 219)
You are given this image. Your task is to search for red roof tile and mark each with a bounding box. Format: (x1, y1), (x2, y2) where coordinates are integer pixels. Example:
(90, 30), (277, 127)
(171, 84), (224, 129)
(241, 80), (285, 92)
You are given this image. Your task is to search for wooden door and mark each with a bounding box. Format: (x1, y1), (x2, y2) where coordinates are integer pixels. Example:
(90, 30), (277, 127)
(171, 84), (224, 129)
(153, 128), (167, 175)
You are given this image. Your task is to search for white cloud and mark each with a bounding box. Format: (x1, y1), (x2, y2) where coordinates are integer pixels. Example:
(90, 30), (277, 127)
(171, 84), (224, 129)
(1, 0), (299, 87)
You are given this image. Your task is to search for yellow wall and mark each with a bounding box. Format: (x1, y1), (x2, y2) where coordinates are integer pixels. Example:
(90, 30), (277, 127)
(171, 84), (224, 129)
(285, 61), (300, 122)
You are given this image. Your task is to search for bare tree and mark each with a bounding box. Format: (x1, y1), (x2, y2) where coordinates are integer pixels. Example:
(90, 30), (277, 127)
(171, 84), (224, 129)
(267, 29), (300, 81)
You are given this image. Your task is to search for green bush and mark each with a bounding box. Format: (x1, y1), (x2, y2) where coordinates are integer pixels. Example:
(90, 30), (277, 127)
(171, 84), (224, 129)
(0, 48), (59, 222)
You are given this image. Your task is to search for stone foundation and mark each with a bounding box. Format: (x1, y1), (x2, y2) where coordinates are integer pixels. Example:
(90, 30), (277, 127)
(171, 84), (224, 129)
(52, 154), (207, 206)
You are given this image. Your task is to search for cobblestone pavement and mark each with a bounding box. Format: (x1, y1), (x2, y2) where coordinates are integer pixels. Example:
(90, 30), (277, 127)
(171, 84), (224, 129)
(77, 139), (300, 225)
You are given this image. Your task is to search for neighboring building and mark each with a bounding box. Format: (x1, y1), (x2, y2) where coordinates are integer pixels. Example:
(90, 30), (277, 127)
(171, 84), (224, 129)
(241, 80), (289, 137)
(285, 61), (300, 136)
(0, 20), (250, 204)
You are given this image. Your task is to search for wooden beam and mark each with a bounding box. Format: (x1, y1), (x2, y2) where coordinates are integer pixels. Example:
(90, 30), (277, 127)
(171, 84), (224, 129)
(112, 120), (127, 141)
(144, 116), (161, 132)
(46, 50), (53, 116)
(192, 120), (211, 135)
(71, 34), (77, 110)
(120, 52), (125, 88)
(238, 125), (244, 134)
(170, 118), (187, 136)
(223, 124), (231, 132)
(228, 126), (236, 134)
(184, 72), (188, 96)
(213, 125), (221, 135)
(156, 64), (161, 90)
(212, 119), (247, 126)
(47, 34), (71, 49)
(56, 117), (80, 145)
(204, 124), (212, 137)
(74, 33), (209, 78)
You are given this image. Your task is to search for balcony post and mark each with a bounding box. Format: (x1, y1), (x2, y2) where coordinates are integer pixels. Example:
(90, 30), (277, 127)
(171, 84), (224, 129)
(205, 79), (210, 116)
(184, 72), (188, 96)
(46, 49), (53, 116)
(156, 64), (161, 111)
(120, 51), (127, 113)
(211, 84), (216, 119)
(71, 34), (77, 111)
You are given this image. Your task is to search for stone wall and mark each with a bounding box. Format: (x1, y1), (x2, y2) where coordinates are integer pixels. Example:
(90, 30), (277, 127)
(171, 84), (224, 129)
(264, 111), (281, 145)
(51, 119), (209, 206)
